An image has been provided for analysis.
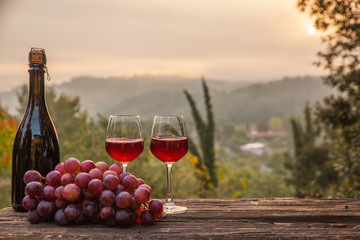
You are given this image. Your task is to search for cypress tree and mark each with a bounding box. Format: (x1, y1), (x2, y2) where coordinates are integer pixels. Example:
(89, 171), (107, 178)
(184, 77), (217, 189)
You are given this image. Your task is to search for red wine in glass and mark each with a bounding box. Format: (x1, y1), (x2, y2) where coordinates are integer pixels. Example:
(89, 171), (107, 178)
(106, 138), (144, 163)
(105, 115), (143, 172)
(150, 136), (188, 163)
(150, 115), (188, 214)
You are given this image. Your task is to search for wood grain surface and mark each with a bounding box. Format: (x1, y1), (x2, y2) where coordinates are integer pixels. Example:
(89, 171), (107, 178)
(1, 198), (360, 239)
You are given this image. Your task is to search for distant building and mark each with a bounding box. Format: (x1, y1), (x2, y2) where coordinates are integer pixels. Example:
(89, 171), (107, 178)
(240, 141), (266, 155)
(247, 128), (287, 139)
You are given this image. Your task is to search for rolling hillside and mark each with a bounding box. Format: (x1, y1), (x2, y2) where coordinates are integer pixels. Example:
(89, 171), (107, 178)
(0, 75), (333, 123)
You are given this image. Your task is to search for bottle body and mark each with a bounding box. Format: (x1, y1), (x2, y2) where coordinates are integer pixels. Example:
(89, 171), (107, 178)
(12, 50), (60, 211)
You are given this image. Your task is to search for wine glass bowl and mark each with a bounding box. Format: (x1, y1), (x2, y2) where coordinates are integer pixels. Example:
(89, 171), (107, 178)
(150, 115), (188, 214)
(105, 115), (144, 172)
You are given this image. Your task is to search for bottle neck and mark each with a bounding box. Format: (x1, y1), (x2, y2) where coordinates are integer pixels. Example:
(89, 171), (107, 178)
(28, 66), (46, 106)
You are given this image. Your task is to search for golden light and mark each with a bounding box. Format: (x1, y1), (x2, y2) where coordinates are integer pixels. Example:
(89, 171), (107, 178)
(307, 26), (316, 35)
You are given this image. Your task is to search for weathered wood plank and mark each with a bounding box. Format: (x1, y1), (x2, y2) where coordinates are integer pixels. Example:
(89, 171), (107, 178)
(1, 198), (360, 239)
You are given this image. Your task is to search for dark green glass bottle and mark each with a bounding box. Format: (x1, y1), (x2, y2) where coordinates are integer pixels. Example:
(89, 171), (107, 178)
(12, 48), (60, 211)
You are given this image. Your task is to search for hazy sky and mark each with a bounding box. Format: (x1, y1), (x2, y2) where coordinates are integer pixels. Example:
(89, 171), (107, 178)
(0, 0), (324, 91)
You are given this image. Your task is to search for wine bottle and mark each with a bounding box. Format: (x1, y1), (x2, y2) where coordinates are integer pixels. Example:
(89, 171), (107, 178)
(12, 48), (60, 211)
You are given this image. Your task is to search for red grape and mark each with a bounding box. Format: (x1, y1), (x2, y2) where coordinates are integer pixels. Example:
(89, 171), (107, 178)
(103, 175), (119, 190)
(37, 200), (55, 217)
(55, 163), (67, 174)
(130, 196), (141, 211)
(83, 202), (97, 217)
(134, 188), (150, 204)
(45, 170), (62, 187)
(88, 168), (102, 180)
(100, 206), (115, 221)
(25, 181), (43, 197)
(100, 190), (115, 206)
(95, 161), (109, 173)
(138, 184), (152, 195)
(55, 198), (68, 209)
(55, 186), (64, 199)
(82, 188), (97, 200)
(109, 163), (123, 175)
(115, 191), (132, 208)
(21, 161), (161, 228)
(80, 160), (96, 173)
(64, 157), (81, 174)
(91, 210), (104, 224)
(42, 185), (56, 201)
(113, 184), (125, 195)
(88, 179), (104, 195)
(74, 210), (87, 225)
(61, 173), (75, 186)
(23, 170), (41, 184)
(115, 209), (137, 226)
(102, 170), (117, 178)
(22, 195), (39, 210)
(64, 204), (80, 221)
(140, 210), (154, 226)
(54, 209), (69, 226)
(136, 178), (145, 187)
(62, 183), (81, 202)
(118, 172), (130, 183)
(149, 200), (163, 217)
(27, 209), (41, 224)
(122, 175), (137, 191)
(75, 173), (91, 188)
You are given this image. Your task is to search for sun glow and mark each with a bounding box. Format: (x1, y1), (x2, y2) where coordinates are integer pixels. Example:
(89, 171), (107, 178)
(307, 26), (316, 35)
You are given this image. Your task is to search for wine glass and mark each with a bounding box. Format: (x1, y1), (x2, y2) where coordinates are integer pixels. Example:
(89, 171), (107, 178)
(150, 115), (188, 214)
(105, 115), (144, 172)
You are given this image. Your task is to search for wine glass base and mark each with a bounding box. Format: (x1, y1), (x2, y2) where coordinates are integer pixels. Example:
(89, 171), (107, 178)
(164, 204), (187, 214)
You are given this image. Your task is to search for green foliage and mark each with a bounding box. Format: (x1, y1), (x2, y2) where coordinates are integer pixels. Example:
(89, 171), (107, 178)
(269, 117), (284, 132)
(217, 163), (248, 198)
(0, 105), (16, 209)
(184, 77), (217, 190)
(268, 151), (286, 171)
(286, 104), (337, 197)
(298, 0), (360, 197)
(242, 171), (295, 198)
(0, 105), (17, 167)
(222, 122), (236, 138)
(217, 148), (294, 199)
(0, 175), (11, 210)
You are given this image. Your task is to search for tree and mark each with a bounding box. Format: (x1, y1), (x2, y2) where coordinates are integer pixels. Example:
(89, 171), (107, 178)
(184, 77), (217, 190)
(286, 104), (337, 197)
(0, 104), (17, 167)
(0, 104), (17, 209)
(256, 120), (269, 132)
(222, 122), (236, 138)
(269, 117), (284, 132)
(297, 0), (360, 197)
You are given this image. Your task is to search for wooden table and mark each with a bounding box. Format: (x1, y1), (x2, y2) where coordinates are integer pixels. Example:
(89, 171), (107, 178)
(1, 198), (360, 239)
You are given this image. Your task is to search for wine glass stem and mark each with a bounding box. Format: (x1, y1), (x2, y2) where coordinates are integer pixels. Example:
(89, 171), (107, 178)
(122, 163), (128, 173)
(166, 163), (173, 205)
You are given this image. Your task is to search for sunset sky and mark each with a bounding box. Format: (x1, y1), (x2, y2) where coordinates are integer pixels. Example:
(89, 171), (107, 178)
(0, 0), (324, 91)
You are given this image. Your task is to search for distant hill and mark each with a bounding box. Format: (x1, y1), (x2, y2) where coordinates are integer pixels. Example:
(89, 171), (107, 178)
(0, 75), (333, 123)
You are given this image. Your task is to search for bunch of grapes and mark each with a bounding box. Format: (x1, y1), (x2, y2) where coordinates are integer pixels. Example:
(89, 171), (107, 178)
(22, 158), (163, 226)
